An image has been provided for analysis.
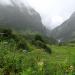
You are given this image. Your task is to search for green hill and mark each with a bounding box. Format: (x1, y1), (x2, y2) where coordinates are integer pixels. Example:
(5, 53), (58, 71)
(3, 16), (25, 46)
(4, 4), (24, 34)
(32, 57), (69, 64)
(0, 28), (75, 75)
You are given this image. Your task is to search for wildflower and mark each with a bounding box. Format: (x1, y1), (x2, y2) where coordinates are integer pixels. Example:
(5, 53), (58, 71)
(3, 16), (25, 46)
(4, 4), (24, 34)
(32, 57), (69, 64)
(38, 61), (44, 66)
(69, 65), (74, 72)
(37, 61), (44, 71)
(23, 50), (28, 53)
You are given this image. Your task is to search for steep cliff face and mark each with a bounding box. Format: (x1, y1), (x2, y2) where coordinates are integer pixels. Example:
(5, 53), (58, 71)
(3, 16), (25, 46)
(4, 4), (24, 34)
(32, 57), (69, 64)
(0, 0), (46, 35)
(50, 12), (75, 41)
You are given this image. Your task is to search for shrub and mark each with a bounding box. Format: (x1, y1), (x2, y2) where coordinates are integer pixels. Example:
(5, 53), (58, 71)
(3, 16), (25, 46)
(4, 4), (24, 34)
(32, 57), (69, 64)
(17, 40), (29, 51)
(34, 40), (52, 54)
(34, 34), (44, 43)
(2, 29), (12, 38)
(44, 45), (52, 54)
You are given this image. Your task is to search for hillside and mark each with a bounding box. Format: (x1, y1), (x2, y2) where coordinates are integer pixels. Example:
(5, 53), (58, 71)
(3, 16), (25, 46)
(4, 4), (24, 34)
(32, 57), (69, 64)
(0, 28), (75, 75)
(0, 0), (46, 35)
(50, 12), (75, 42)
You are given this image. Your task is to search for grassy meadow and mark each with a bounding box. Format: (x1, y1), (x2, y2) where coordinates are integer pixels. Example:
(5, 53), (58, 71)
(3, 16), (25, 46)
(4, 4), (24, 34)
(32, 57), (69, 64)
(0, 29), (75, 75)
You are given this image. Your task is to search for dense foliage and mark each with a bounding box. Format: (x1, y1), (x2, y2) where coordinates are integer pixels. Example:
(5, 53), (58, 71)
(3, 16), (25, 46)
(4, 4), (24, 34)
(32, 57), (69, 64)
(0, 29), (53, 75)
(0, 29), (75, 75)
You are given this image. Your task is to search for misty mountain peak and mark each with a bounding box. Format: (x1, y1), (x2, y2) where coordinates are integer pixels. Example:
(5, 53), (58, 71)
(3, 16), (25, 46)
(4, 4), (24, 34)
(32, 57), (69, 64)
(0, 0), (46, 35)
(0, 0), (30, 8)
(0, 0), (12, 5)
(51, 12), (75, 41)
(0, 0), (38, 16)
(70, 12), (75, 18)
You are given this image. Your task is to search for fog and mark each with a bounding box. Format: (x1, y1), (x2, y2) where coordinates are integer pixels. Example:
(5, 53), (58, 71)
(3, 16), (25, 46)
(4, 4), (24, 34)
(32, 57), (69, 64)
(0, 0), (75, 29)
(27, 0), (75, 29)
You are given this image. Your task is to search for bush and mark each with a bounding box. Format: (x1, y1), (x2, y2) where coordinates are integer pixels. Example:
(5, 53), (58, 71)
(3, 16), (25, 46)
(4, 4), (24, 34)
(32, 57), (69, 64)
(34, 40), (52, 54)
(34, 34), (45, 43)
(2, 29), (12, 38)
(17, 40), (29, 51)
(44, 45), (52, 54)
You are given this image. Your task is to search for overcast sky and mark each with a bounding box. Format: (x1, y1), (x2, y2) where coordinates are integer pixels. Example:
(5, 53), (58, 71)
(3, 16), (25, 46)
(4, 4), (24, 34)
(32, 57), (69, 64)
(0, 0), (75, 29)
(27, 0), (75, 29)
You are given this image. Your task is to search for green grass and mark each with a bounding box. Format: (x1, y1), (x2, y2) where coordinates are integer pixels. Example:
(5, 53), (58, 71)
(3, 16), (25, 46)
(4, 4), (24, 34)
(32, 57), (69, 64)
(50, 45), (75, 63)
(0, 39), (75, 75)
(48, 45), (75, 75)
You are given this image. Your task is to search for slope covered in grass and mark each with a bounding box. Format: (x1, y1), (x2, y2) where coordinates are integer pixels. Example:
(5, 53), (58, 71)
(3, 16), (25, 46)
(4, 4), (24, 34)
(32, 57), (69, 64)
(0, 29), (75, 75)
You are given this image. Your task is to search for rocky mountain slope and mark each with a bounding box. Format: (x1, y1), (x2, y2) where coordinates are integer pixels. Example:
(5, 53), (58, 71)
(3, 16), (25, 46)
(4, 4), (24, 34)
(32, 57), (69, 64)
(50, 12), (75, 41)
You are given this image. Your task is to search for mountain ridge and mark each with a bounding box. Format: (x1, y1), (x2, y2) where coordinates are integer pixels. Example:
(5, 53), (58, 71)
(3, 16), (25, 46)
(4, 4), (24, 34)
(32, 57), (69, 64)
(50, 12), (75, 42)
(0, 0), (47, 36)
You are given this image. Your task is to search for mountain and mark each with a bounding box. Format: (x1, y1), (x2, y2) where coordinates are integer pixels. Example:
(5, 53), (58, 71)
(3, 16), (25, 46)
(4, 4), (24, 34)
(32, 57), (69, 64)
(0, 0), (46, 35)
(50, 12), (75, 42)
